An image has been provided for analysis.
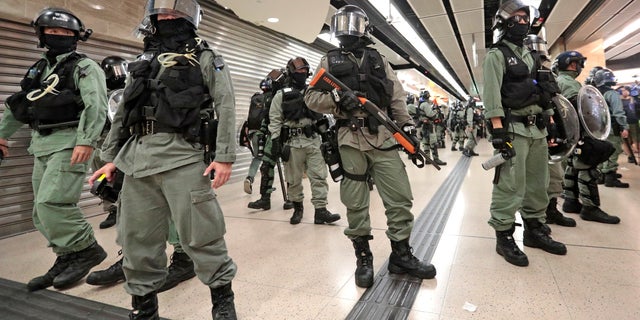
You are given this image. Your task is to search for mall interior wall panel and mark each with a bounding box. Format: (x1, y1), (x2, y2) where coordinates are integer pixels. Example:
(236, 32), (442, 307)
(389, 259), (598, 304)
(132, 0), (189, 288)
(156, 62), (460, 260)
(0, 3), (330, 238)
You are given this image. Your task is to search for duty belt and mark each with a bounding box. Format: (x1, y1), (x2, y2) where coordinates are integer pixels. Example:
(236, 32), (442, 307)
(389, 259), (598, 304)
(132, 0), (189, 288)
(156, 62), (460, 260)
(336, 117), (370, 130)
(130, 120), (182, 136)
(510, 114), (541, 127)
(289, 127), (304, 136)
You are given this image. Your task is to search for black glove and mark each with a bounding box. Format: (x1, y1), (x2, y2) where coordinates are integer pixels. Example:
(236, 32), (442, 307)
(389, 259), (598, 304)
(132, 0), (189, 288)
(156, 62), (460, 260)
(490, 127), (511, 150)
(337, 90), (361, 113)
(547, 121), (558, 143)
(270, 138), (281, 159)
(402, 124), (419, 144)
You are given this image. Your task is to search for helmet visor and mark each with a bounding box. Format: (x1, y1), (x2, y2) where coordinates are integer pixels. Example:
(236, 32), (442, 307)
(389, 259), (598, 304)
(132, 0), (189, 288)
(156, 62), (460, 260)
(331, 11), (367, 37)
(144, 0), (201, 28)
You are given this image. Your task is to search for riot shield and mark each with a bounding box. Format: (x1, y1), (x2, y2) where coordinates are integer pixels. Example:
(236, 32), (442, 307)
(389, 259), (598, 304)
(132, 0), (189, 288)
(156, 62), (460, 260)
(577, 85), (611, 140)
(549, 94), (580, 163)
(107, 88), (124, 123)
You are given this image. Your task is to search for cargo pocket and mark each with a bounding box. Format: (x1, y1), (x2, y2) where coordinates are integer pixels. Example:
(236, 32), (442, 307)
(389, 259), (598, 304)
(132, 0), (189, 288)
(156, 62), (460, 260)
(55, 161), (88, 203)
(189, 188), (226, 247)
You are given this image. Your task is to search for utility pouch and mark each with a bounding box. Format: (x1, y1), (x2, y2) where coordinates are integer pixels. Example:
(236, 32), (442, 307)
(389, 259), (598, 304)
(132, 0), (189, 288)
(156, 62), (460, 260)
(6, 91), (31, 123)
(280, 126), (290, 143)
(281, 145), (291, 162)
(367, 115), (380, 134)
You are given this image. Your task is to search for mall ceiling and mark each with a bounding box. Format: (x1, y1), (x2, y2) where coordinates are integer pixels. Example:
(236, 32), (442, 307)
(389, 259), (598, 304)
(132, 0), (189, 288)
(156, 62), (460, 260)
(216, 0), (639, 100)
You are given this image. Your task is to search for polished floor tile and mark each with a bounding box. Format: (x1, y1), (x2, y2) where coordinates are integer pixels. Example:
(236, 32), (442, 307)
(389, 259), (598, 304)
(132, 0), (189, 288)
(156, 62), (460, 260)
(0, 139), (638, 319)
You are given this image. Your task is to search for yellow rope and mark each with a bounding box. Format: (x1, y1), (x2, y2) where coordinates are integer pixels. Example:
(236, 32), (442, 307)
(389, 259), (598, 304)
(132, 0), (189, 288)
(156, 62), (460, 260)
(26, 74), (60, 101)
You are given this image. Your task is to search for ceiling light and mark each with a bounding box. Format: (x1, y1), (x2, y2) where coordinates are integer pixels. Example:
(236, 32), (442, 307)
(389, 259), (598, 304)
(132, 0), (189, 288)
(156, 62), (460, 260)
(368, 0), (467, 97)
(90, 4), (104, 10)
(603, 17), (640, 48)
(267, 17), (279, 23)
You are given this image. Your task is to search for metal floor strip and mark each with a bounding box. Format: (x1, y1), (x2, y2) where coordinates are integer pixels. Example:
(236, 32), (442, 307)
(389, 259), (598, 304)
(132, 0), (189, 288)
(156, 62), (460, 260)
(346, 155), (472, 320)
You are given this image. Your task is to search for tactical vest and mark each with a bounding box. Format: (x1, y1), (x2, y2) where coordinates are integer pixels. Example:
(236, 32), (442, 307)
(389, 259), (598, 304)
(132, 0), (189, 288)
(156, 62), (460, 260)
(327, 48), (393, 109)
(247, 91), (268, 130)
(494, 44), (539, 110)
(281, 87), (322, 122)
(6, 53), (86, 127)
(122, 38), (211, 141)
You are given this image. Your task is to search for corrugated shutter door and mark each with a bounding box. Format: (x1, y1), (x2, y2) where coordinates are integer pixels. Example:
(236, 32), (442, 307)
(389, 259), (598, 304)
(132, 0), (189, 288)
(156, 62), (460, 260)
(0, 4), (329, 238)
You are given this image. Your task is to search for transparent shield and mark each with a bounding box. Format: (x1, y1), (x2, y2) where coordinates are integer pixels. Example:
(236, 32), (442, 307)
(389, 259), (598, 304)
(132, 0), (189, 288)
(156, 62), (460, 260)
(549, 94), (580, 163)
(578, 85), (611, 140)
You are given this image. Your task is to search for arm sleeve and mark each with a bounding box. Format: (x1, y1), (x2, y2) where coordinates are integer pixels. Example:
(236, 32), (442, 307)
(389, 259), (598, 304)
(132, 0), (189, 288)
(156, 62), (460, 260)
(74, 59), (107, 147)
(201, 50), (236, 163)
(304, 57), (340, 115)
(482, 49), (506, 120)
(268, 91), (284, 141)
(0, 105), (26, 140)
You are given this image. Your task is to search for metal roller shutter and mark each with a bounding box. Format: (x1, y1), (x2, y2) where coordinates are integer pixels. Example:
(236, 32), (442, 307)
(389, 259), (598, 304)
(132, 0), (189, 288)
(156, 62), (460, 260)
(0, 3), (330, 238)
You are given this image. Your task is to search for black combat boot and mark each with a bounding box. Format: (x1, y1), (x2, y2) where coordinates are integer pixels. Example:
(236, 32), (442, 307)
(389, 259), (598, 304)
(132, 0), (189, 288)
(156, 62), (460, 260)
(283, 199), (294, 210)
(53, 241), (107, 289)
(580, 206), (621, 224)
(248, 194), (271, 210)
(388, 239), (436, 279)
(468, 149), (479, 156)
(86, 256), (125, 286)
(458, 146), (464, 151)
(129, 292), (159, 320)
(462, 149), (471, 157)
(290, 201), (303, 224)
(351, 236), (374, 288)
(604, 172), (629, 188)
(432, 148), (447, 165)
(523, 219), (567, 255)
(545, 197), (576, 227)
(158, 251), (196, 292)
(211, 283), (237, 320)
(99, 205), (118, 229)
(27, 254), (71, 291)
(561, 198), (582, 214)
(495, 226), (529, 266)
(314, 208), (341, 224)
(450, 145), (457, 151)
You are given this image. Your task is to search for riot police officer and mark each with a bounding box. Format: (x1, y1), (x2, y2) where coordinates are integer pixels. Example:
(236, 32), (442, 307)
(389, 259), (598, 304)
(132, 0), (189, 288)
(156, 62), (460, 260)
(268, 57), (341, 225)
(483, 0), (566, 267)
(305, 4), (436, 288)
(449, 101), (467, 151)
(594, 69), (630, 188)
(462, 97), (480, 157)
(554, 51), (621, 224)
(416, 90), (446, 165)
(90, 1), (237, 318)
(95, 56), (128, 229)
(247, 68), (295, 210)
(0, 7), (108, 291)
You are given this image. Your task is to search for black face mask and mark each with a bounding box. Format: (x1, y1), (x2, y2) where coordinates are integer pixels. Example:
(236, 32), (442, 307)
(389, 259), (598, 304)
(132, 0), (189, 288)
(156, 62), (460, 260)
(503, 23), (529, 46)
(291, 73), (308, 89)
(154, 18), (195, 50)
(43, 34), (77, 55)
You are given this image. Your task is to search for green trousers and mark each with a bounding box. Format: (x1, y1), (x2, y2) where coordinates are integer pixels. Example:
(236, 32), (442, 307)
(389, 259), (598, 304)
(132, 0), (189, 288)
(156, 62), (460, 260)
(339, 144), (414, 241)
(488, 135), (549, 231)
(547, 160), (564, 199)
(599, 134), (623, 173)
(118, 161), (236, 296)
(32, 149), (96, 255)
(284, 143), (328, 208)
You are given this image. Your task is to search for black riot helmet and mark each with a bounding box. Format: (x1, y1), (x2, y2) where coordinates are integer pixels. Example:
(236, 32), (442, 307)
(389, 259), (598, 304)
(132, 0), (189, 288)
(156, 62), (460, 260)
(585, 66), (603, 86)
(259, 78), (271, 93)
(594, 68), (617, 88)
(101, 56), (128, 90)
(554, 50), (586, 75)
(266, 68), (288, 92)
(31, 7), (92, 48)
(419, 90), (430, 102)
(143, 0), (202, 29)
(524, 34), (549, 59)
(406, 94), (415, 105)
(331, 5), (371, 47)
(286, 57), (311, 76)
(492, 0), (539, 44)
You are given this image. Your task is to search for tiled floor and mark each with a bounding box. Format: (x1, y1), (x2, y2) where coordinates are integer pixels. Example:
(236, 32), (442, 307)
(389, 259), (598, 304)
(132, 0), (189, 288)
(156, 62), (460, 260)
(0, 139), (638, 320)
